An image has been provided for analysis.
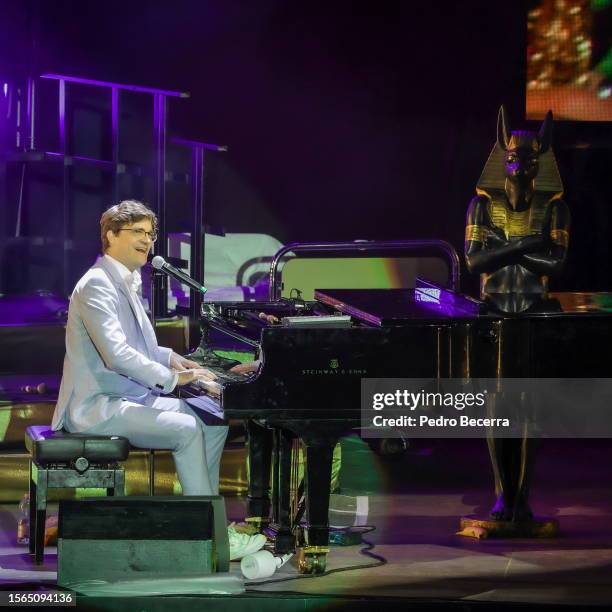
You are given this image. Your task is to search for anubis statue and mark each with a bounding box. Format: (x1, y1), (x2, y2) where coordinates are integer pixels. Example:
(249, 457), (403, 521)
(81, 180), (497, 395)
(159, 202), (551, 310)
(465, 106), (570, 522)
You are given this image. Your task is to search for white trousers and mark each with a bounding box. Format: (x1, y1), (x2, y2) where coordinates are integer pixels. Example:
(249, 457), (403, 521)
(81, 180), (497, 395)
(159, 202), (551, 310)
(83, 396), (228, 496)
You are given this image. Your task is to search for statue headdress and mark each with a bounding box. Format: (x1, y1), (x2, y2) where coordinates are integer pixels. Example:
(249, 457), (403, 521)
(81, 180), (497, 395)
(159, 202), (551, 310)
(476, 106), (563, 196)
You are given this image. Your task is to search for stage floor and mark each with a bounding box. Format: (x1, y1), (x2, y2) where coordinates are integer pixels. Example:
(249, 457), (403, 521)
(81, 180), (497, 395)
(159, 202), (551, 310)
(1, 439), (612, 610)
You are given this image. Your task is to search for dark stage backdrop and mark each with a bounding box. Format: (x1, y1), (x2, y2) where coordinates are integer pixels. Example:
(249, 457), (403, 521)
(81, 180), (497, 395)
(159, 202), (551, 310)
(0, 0), (610, 297)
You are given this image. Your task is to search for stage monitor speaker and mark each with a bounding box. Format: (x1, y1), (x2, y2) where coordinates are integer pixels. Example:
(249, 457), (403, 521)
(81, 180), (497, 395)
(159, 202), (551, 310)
(57, 496), (229, 587)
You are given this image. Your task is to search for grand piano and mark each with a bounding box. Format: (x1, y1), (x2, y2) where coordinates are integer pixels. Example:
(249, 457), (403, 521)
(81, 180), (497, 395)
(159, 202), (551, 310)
(180, 244), (612, 573)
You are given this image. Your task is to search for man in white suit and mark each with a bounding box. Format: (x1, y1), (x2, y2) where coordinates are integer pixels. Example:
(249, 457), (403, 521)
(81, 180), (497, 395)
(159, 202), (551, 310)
(51, 200), (265, 558)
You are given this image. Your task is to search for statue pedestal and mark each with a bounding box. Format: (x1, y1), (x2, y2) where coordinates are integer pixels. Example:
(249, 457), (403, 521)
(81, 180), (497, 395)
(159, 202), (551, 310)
(458, 515), (560, 539)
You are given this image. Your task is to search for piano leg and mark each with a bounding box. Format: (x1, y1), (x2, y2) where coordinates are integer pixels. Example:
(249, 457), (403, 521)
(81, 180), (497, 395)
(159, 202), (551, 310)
(246, 420), (273, 528)
(298, 435), (337, 574)
(272, 428), (295, 553)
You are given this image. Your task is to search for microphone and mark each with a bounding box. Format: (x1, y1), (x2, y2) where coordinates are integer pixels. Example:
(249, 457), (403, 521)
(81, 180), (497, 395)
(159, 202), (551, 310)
(151, 256), (207, 295)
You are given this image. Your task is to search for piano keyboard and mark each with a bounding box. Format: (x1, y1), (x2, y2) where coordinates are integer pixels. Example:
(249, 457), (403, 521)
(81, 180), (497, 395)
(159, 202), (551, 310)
(182, 368), (255, 399)
(190, 378), (222, 397)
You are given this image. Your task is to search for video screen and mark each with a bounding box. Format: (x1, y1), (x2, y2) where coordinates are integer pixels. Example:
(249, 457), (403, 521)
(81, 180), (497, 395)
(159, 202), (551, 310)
(527, 0), (612, 121)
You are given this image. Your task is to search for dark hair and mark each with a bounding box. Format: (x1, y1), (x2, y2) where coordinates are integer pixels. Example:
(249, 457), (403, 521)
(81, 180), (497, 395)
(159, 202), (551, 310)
(100, 200), (157, 252)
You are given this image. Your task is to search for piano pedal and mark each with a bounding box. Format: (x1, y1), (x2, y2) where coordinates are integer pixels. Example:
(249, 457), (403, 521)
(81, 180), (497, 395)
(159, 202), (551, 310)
(297, 546), (328, 574)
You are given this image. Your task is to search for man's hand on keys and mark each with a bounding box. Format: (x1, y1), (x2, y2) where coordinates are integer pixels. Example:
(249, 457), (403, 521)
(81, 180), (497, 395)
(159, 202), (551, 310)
(176, 368), (218, 386)
(170, 352), (202, 371)
(229, 360), (261, 375)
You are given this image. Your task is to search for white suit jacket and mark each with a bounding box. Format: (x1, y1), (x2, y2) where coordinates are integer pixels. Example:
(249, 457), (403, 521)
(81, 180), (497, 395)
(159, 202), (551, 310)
(52, 255), (176, 432)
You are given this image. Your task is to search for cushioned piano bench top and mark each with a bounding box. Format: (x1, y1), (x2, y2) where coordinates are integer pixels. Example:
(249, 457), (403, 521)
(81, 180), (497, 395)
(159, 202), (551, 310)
(25, 425), (130, 465)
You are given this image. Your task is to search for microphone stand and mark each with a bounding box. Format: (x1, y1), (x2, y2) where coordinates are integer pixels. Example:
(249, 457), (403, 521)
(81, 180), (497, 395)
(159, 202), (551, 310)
(149, 267), (166, 328)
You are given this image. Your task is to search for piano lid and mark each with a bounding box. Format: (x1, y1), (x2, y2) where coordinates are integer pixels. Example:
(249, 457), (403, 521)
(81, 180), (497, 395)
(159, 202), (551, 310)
(314, 288), (483, 326)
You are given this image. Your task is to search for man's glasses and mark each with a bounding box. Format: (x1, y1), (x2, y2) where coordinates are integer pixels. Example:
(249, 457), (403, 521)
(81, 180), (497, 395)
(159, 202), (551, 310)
(118, 228), (158, 242)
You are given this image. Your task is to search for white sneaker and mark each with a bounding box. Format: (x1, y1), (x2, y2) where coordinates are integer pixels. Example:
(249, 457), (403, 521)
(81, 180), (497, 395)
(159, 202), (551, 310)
(228, 526), (266, 561)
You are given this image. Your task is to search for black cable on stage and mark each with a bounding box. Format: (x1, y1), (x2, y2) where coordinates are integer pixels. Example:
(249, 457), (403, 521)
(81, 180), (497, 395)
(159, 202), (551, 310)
(244, 525), (387, 589)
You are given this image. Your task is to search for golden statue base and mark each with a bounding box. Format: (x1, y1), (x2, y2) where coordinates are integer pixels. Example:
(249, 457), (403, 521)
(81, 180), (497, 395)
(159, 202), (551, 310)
(458, 515), (560, 539)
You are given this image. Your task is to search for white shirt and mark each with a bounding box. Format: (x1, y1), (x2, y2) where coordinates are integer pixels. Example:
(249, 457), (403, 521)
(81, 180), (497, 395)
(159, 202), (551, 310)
(103, 254), (143, 319)
(103, 254), (178, 393)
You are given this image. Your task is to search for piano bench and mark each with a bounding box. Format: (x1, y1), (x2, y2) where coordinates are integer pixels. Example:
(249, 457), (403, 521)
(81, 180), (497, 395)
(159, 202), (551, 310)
(24, 425), (129, 565)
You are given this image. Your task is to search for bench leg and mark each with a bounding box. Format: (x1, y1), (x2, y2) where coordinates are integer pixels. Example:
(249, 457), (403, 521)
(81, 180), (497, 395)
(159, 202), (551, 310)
(114, 467), (125, 496)
(28, 461), (36, 554)
(33, 468), (47, 565)
(107, 466), (125, 497)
